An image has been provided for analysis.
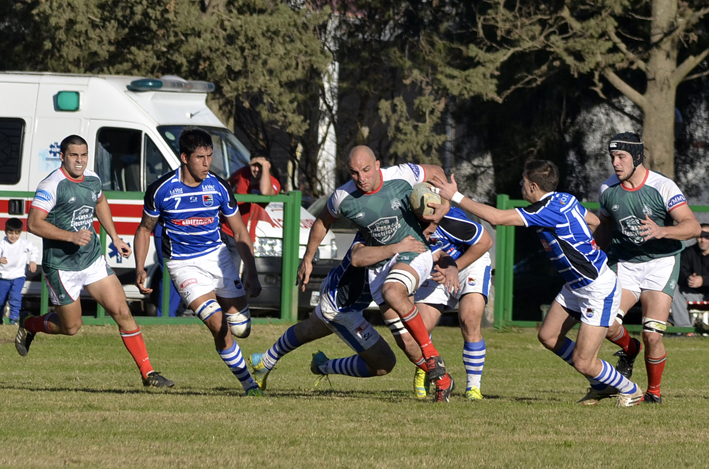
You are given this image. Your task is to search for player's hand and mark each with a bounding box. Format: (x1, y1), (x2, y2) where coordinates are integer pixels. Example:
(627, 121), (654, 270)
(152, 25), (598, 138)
(243, 272), (262, 298)
(639, 215), (663, 241)
(297, 259), (313, 292)
(431, 263), (460, 293)
(136, 269), (153, 295)
(114, 238), (132, 258)
(29, 261), (37, 273)
(429, 173), (459, 202)
(71, 230), (93, 246)
(396, 235), (428, 253)
(688, 273), (704, 289)
(0, 257), (6, 264)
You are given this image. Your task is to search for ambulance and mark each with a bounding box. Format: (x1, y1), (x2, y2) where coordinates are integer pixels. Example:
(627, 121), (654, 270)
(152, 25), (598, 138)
(0, 72), (338, 316)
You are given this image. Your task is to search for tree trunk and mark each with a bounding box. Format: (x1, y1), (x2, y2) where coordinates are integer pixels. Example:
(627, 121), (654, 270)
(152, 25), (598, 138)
(641, 0), (679, 178)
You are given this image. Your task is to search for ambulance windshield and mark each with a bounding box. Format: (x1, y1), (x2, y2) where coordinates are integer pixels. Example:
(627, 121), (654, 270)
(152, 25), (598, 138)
(158, 126), (250, 179)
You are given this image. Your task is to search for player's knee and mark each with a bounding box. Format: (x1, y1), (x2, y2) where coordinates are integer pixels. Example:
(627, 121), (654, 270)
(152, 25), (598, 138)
(642, 317), (666, 346)
(62, 321), (83, 336)
(537, 329), (556, 350)
(382, 269), (417, 301)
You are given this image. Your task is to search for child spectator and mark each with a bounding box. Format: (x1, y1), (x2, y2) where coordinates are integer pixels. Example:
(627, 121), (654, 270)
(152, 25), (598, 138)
(0, 218), (39, 324)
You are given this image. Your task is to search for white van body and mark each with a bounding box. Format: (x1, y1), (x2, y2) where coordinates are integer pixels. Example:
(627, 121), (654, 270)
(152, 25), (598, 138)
(0, 72), (336, 313)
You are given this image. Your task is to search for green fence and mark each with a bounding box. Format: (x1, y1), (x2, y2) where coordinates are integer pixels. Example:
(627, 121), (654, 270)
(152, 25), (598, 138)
(1, 190), (301, 325)
(494, 195), (709, 333)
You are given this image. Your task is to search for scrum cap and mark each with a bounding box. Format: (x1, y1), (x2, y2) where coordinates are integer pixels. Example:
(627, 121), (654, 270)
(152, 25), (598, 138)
(608, 132), (644, 167)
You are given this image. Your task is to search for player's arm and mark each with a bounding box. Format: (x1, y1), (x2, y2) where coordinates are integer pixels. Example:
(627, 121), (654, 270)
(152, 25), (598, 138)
(252, 157), (277, 196)
(419, 164), (450, 222)
(350, 235), (427, 268)
(428, 174), (524, 227)
(95, 195), (131, 258)
(297, 207), (337, 291)
(454, 228), (493, 271)
(134, 212), (158, 294)
(27, 207), (92, 246)
(584, 210), (600, 233)
(642, 204), (701, 241)
(224, 212), (262, 298)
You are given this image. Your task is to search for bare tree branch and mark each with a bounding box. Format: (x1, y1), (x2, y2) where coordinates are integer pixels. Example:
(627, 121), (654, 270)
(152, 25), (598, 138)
(672, 47), (709, 86)
(602, 69), (647, 110)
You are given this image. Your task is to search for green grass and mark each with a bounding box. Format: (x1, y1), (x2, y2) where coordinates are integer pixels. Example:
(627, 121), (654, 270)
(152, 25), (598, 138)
(1, 323), (708, 468)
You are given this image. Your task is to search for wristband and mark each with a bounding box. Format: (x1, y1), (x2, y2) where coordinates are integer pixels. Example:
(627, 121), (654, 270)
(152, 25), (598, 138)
(451, 191), (464, 204)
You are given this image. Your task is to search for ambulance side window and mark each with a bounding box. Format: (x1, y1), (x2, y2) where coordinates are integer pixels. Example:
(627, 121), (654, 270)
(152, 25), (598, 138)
(96, 128), (141, 192)
(144, 136), (170, 188)
(0, 118), (24, 185)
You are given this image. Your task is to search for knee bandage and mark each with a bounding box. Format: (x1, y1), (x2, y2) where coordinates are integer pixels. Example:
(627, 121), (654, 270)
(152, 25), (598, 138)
(615, 309), (626, 326)
(195, 299), (221, 322)
(384, 269), (418, 296)
(642, 317), (667, 335)
(226, 305), (251, 339)
(384, 317), (408, 336)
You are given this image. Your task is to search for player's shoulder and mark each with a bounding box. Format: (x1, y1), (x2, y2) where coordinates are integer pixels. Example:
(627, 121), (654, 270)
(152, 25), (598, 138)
(644, 170), (681, 192)
(599, 174), (621, 194)
(329, 180), (359, 212)
(207, 171), (232, 191)
(381, 163), (423, 182)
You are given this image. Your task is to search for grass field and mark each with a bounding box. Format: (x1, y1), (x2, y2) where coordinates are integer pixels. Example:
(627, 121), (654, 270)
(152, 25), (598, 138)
(1, 322), (708, 468)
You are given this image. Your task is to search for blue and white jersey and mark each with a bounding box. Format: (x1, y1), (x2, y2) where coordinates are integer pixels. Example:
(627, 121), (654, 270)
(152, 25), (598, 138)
(323, 233), (372, 312)
(429, 207), (485, 261)
(516, 192), (607, 290)
(144, 168), (239, 260)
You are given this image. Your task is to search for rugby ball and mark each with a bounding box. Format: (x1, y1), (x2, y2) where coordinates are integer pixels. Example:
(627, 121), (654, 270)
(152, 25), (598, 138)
(227, 310), (251, 338)
(410, 183), (441, 218)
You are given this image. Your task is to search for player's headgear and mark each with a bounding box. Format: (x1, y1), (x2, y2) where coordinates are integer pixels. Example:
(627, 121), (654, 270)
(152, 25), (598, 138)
(608, 132), (644, 168)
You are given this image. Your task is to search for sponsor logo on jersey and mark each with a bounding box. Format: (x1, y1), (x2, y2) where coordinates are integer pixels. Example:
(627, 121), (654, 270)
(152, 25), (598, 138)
(642, 204), (652, 216)
(368, 217), (401, 244)
(174, 217), (215, 226)
(170, 188), (183, 195)
(35, 190), (52, 202)
(68, 197), (76, 204)
(559, 194), (570, 205)
(353, 212), (365, 220)
(391, 199), (402, 210)
(467, 277), (477, 286)
(407, 163), (421, 180)
(203, 194), (214, 207)
(203, 185), (216, 191)
(612, 204), (619, 211)
(71, 205), (94, 231)
(540, 239), (552, 252)
(668, 194), (686, 210)
(584, 308), (595, 318)
(180, 278), (198, 289)
(190, 196), (198, 203)
(91, 192), (98, 202)
(619, 215), (645, 244)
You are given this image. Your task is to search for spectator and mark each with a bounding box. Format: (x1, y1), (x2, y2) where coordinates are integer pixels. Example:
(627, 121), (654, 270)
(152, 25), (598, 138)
(0, 218), (39, 325)
(670, 223), (709, 329)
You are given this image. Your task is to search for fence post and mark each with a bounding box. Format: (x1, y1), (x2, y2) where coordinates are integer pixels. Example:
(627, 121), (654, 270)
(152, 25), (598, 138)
(97, 226), (106, 320)
(494, 194), (510, 328)
(281, 191), (301, 322)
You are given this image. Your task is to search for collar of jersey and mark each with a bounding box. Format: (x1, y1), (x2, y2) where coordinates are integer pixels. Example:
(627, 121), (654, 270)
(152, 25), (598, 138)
(60, 166), (85, 183)
(362, 170), (384, 195)
(620, 168), (649, 192)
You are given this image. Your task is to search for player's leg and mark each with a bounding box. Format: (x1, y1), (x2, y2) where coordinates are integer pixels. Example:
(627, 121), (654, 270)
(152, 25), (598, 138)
(85, 271), (172, 387)
(16, 267), (85, 356)
(190, 292), (260, 395)
(458, 292), (487, 400)
(214, 245), (251, 338)
(639, 290), (672, 403)
(606, 263), (643, 378)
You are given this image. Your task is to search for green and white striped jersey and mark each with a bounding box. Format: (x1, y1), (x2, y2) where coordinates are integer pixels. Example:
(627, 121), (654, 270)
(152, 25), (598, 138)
(31, 168), (103, 271)
(599, 170), (687, 263)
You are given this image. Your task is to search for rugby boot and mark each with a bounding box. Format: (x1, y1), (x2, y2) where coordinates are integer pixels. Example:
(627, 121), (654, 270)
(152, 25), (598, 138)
(143, 371), (175, 388)
(614, 338), (642, 379)
(249, 353), (271, 391)
(465, 386), (484, 401)
(616, 386), (644, 407)
(577, 386), (618, 406)
(413, 367), (428, 399)
(425, 355), (447, 382)
(15, 310), (35, 357)
(642, 391), (662, 404)
(433, 374), (455, 403)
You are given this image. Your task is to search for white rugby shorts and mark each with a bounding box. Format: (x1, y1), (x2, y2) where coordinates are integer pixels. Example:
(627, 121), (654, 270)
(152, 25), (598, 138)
(614, 255), (679, 297)
(315, 299), (381, 353)
(166, 244), (245, 305)
(45, 255), (112, 306)
(414, 252), (492, 308)
(554, 266), (621, 328)
(368, 250), (433, 305)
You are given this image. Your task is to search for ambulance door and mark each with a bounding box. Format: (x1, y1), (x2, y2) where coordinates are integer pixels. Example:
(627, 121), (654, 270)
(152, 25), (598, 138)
(89, 124), (176, 300)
